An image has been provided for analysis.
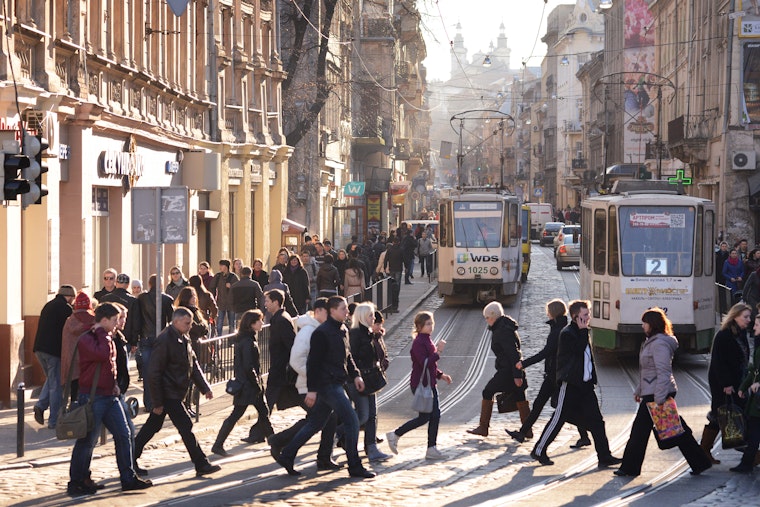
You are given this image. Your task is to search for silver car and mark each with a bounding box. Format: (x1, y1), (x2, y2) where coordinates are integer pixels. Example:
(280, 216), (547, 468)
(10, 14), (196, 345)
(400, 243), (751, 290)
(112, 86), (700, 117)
(553, 224), (581, 252)
(556, 232), (580, 270)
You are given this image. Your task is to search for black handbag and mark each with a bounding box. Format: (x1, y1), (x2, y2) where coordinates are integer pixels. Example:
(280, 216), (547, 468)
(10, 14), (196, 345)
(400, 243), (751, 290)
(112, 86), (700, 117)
(285, 364), (298, 386)
(496, 392), (518, 413)
(225, 378), (244, 395)
(361, 365), (388, 395)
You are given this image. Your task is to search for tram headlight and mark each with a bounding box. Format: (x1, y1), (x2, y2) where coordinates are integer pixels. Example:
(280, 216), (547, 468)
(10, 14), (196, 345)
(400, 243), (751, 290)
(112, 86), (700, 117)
(490, 267), (499, 275)
(457, 267), (465, 275)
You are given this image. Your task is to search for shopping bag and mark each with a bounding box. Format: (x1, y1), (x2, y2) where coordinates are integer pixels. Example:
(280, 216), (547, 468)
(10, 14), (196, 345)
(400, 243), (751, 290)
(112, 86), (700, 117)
(411, 358), (434, 413)
(646, 397), (685, 446)
(717, 396), (746, 449)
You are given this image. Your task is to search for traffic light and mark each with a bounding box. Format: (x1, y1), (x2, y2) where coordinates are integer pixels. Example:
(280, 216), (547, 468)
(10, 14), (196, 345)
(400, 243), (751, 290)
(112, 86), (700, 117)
(1, 150), (31, 201)
(21, 134), (48, 207)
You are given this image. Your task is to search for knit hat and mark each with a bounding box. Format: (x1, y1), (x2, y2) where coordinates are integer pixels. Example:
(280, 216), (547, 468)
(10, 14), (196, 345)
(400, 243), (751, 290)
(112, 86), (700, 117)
(57, 285), (76, 297)
(116, 273), (130, 284)
(73, 292), (91, 310)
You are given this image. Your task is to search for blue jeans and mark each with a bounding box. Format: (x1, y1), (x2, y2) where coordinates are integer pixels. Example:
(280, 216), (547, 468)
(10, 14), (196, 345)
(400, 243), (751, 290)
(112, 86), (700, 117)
(139, 337), (156, 411)
(347, 383), (379, 447)
(216, 310), (236, 336)
(281, 383), (363, 470)
(394, 386), (440, 448)
(35, 351), (61, 427)
(69, 393), (135, 485)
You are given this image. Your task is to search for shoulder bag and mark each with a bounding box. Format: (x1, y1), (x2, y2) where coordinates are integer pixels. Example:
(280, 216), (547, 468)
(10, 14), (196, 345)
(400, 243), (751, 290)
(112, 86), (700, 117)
(56, 339), (100, 440)
(225, 378), (244, 395)
(411, 357), (434, 413)
(361, 362), (387, 395)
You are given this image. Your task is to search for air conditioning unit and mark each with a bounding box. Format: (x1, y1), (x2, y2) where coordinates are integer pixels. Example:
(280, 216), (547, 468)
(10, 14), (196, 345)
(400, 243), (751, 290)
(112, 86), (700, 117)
(732, 150), (757, 170)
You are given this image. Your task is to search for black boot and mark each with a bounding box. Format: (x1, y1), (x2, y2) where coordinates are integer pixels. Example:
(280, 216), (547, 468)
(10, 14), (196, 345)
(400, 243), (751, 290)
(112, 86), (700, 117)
(212, 418), (236, 456)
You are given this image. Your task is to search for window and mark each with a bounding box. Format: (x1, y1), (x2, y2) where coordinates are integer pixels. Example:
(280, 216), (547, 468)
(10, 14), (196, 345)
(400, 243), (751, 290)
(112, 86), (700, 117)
(704, 210), (714, 276)
(695, 208), (703, 276)
(508, 203), (519, 247)
(593, 209), (606, 275)
(452, 201), (502, 249)
(608, 207), (619, 276)
(618, 206), (695, 276)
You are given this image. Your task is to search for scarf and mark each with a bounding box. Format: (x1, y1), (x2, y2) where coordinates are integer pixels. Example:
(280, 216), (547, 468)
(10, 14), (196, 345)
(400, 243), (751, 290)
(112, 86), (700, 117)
(728, 256), (740, 266)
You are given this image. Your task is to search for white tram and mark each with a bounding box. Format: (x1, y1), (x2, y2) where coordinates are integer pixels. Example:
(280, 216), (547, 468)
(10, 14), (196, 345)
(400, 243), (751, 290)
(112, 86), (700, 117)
(438, 188), (524, 305)
(580, 181), (715, 353)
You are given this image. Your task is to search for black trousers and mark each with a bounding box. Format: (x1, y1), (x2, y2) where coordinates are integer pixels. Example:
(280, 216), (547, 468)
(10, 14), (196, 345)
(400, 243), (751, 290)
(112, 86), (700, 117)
(519, 374), (588, 439)
(620, 394), (711, 475)
(134, 398), (209, 470)
(532, 381), (613, 459)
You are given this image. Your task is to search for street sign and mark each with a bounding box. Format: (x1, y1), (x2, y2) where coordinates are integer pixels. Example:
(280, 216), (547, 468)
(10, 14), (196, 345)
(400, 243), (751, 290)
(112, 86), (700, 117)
(131, 187), (189, 244)
(534, 187), (543, 197)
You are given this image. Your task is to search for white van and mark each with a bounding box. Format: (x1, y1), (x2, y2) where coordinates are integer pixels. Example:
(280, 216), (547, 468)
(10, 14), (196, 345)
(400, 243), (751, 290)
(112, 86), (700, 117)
(526, 203), (553, 240)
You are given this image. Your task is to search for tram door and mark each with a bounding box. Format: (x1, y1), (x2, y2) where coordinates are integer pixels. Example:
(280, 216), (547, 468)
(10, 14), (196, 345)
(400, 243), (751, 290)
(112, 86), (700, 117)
(332, 206), (365, 250)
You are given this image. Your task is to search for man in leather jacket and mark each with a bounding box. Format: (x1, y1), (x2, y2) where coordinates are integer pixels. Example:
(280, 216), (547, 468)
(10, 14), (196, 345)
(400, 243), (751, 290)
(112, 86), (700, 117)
(136, 275), (174, 410)
(133, 307), (221, 477)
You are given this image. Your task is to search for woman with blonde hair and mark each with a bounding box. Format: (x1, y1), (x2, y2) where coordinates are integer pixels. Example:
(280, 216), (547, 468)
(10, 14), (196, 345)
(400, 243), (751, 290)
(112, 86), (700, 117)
(468, 301), (529, 438)
(346, 302), (391, 461)
(700, 302), (752, 463)
(386, 311), (452, 459)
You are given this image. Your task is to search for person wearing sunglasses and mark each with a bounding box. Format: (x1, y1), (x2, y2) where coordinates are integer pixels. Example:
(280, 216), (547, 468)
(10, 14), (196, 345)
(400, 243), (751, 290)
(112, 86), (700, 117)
(166, 266), (189, 301)
(94, 268), (118, 301)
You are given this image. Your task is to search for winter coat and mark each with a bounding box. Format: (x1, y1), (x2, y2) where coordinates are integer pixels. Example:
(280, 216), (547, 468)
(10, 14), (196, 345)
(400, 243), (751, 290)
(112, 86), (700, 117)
(77, 326), (119, 397)
(263, 270), (299, 318)
(521, 315), (568, 379)
(349, 324), (380, 372)
(112, 329), (131, 395)
(252, 269), (269, 289)
(147, 324), (210, 407)
(556, 320), (598, 386)
(635, 332), (678, 405)
(61, 310), (95, 383)
(739, 346), (760, 418)
(488, 315), (523, 378)
(708, 324), (750, 411)
(100, 287), (143, 346)
(303, 261), (319, 295)
(383, 244), (405, 273)
(343, 267), (365, 299)
(715, 250), (729, 284)
(266, 308), (296, 389)
(289, 313), (320, 394)
(33, 294), (73, 358)
(417, 237), (434, 257)
(306, 316), (360, 392)
(401, 234), (418, 261)
(316, 262), (341, 294)
(282, 265), (310, 314)
(410, 332), (442, 390)
(723, 258), (745, 294)
(165, 279), (189, 301)
(231, 330), (264, 406)
(231, 276), (263, 314)
(211, 271), (239, 311)
(196, 289), (218, 323)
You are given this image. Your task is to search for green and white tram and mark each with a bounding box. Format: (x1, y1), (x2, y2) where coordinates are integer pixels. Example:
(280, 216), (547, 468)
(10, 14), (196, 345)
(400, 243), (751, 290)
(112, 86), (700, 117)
(438, 188), (524, 305)
(580, 181), (715, 354)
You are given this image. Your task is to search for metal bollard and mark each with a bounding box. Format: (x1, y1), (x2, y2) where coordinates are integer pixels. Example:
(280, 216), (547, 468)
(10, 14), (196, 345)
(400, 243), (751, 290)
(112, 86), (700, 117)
(17, 383), (25, 458)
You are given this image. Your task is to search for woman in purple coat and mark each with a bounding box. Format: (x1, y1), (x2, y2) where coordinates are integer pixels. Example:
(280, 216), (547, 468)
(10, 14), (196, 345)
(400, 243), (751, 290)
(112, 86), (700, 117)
(385, 311), (452, 460)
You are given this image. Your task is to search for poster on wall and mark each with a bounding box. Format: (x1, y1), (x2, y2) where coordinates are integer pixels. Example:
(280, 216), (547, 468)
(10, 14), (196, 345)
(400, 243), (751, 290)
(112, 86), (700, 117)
(743, 42), (760, 124)
(740, 0), (760, 37)
(367, 194), (382, 233)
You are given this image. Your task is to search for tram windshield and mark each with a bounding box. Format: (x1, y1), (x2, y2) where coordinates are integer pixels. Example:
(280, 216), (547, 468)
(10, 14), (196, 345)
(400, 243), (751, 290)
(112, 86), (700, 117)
(453, 202), (503, 249)
(618, 206), (696, 276)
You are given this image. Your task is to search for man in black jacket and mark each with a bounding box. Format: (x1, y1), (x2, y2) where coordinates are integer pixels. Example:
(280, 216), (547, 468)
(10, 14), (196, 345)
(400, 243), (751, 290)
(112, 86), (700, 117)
(244, 289), (295, 443)
(100, 273), (142, 350)
(33, 284), (75, 428)
(136, 275), (174, 410)
(383, 239), (404, 311)
(400, 228), (418, 284)
(231, 266), (263, 321)
(530, 300), (622, 468)
(273, 296), (375, 478)
(133, 307), (221, 477)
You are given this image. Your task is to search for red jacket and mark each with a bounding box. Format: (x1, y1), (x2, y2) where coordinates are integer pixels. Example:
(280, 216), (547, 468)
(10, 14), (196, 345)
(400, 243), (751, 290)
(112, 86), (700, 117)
(77, 326), (119, 396)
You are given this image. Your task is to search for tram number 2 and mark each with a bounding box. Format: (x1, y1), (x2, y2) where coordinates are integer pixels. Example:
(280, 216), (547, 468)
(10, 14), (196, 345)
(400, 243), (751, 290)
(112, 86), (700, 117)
(645, 258), (668, 275)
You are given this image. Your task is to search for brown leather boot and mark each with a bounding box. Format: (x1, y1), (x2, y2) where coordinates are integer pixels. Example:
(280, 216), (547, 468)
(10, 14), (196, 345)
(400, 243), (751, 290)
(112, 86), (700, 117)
(467, 399), (493, 436)
(700, 425), (721, 464)
(517, 401), (533, 439)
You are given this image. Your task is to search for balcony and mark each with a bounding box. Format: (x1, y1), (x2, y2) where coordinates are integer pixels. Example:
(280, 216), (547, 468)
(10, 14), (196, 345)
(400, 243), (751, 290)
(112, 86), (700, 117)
(667, 114), (717, 163)
(362, 17), (394, 39)
(561, 120), (583, 133)
(572, 158), (587, 169)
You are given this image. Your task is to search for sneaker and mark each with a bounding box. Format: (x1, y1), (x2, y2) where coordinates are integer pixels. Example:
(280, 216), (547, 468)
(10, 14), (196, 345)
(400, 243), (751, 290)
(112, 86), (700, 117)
(33, 406), (44, 425)
(366, 444), (391, 462)
(67, 480), (97, 496)
(425, 446), (445, 460)
(122, 477), (153, 491)
(386, 431), (399, 455)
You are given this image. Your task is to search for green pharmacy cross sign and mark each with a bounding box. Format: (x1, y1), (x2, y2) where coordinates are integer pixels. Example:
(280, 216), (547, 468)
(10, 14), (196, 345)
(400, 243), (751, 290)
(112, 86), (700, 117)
(667, 169), (692, 186)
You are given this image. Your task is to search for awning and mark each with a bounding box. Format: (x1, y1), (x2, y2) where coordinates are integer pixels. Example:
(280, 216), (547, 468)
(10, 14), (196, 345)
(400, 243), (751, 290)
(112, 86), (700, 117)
(281, 218), (307, 234)
(749, 171), (760, 197)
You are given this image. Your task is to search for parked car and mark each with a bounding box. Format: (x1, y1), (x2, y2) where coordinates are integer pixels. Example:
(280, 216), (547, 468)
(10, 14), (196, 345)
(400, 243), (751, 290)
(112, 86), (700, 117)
(556, 233), (580, 270)
(553, 224), (581, 252)
(540, 222), (564, 246)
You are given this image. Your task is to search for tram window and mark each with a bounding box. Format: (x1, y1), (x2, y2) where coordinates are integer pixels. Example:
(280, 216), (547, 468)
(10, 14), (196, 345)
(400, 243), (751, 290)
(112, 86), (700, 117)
(507, 203), (519, 247)
(440, 203), (451, 248)
(608, 207), (619, 276)
(455, 215), (501, 248)
(582, 207), (591, 268)
(695, 208), (704, 276)
(594, 209), (607, 274)
(618, 205), (695, 276)
(704, 210), (714, 276)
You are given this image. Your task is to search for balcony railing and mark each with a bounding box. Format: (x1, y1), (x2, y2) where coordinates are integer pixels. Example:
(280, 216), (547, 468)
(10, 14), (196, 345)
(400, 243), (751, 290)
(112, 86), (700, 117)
(571, 158), (587, 169)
